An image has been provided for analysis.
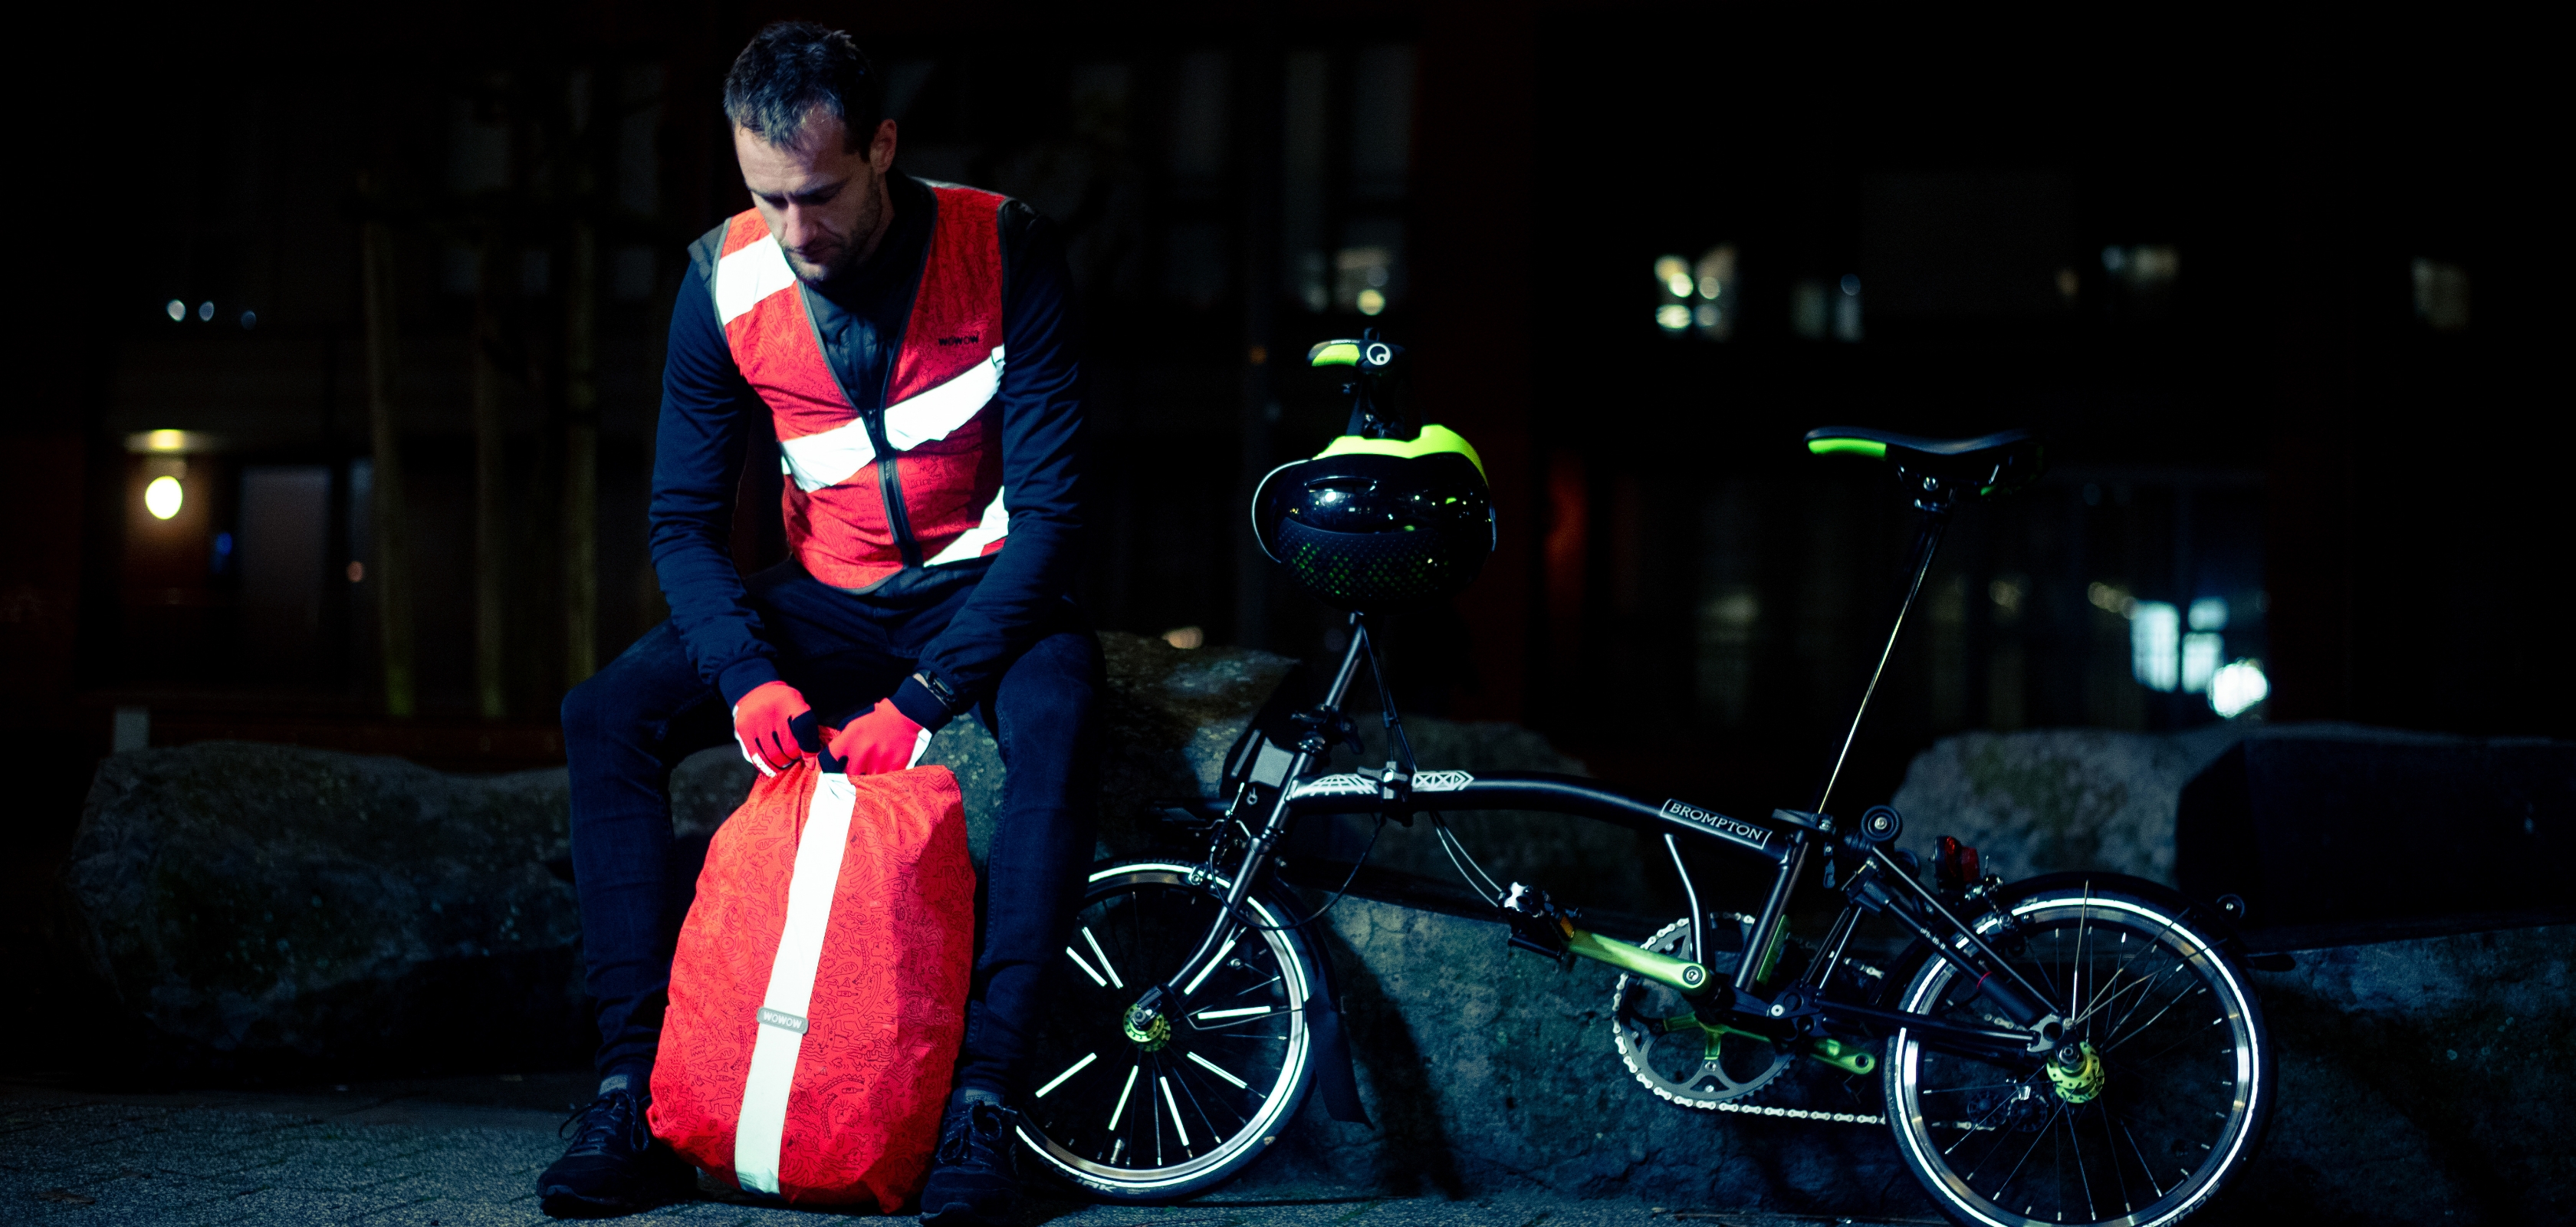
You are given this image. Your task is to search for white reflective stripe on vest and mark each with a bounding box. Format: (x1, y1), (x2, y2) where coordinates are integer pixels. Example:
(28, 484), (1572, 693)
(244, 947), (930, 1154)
(924, 487), (1009, 566)
(734, 771), (859, 1196)
(715, 238), (797, 327)
(883, 346), (1005, 450)
(777, 417), (878, 492)
(773, 346), (1005, 494)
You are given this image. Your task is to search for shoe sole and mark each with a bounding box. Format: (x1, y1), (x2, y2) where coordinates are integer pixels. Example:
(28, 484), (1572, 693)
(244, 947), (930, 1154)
(920, 1202), (1010, 1227)
(540, 1185), (669, 1219)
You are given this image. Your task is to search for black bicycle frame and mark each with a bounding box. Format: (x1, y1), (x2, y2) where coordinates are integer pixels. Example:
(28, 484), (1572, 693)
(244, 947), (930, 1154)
(1153, 487), (2061, 1062)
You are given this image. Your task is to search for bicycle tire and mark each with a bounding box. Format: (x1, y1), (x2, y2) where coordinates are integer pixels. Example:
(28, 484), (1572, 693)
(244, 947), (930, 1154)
(1014, 860), (1322, 1202)
(1882, 880), (2273, 1227)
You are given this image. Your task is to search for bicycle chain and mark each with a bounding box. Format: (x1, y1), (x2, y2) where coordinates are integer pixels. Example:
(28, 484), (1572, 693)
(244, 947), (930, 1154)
(1610, 915), (1890, 1127)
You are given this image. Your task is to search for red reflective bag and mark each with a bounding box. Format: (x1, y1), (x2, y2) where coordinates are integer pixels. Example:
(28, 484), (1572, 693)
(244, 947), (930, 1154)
(649, 758), (977, 1209)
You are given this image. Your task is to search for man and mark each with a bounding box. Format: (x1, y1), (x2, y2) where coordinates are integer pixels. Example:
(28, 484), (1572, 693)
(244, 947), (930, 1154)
(539, 22), (1096, 1223)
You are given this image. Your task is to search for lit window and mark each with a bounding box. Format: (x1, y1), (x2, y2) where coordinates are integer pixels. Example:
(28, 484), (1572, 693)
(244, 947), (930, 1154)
(2210, 660), (2269, 719)
(1655, 255), (1691, 298)
(1335, 245), (1395, 314)
(145, 475), (184, 520)
(1654, 255), (1693, 333)
(2103, 245), (2178, 291)
(2187, 597), (2227, 631)
(1693, 245), (1737, 340)
(2412, 258), (2469, 332)
(2181, 632), (2223, 693)
(1833, 275), (1863, 342)
(2131, 600), (2179, 692)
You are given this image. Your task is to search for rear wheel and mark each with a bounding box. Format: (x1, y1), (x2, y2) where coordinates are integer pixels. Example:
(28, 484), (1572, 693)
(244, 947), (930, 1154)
(1014, 860), (1320, 1202)
(1884, 881), (2272, 1227)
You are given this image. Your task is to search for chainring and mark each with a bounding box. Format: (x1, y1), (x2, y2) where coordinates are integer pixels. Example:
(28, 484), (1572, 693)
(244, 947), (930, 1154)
(1611, 915), (1796, 1108)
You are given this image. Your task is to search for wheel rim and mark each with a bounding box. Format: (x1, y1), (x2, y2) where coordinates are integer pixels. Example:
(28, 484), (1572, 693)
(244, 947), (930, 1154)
(1017, 864), (1313, 1193)
(1890, 893), (2264, 1227)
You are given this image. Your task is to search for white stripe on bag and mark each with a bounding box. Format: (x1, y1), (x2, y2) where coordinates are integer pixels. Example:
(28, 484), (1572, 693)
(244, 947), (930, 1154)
(734, 770), (859, 1196)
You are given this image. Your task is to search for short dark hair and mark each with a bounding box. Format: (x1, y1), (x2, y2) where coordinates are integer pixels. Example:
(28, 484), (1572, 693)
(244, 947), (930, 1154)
(723, 21), (884, 151)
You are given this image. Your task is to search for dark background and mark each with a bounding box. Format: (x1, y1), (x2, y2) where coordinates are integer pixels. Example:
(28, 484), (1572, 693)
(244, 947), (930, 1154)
(4, 4), (2564, 853)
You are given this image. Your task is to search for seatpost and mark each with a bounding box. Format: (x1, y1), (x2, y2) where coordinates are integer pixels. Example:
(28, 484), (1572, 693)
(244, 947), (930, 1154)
(1812, 492), (1953, 815)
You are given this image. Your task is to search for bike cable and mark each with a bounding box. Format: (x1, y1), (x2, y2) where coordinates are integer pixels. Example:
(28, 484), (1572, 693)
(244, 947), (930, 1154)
(1217, 812), (1392, 933)
(1430, 811), (1508, 904)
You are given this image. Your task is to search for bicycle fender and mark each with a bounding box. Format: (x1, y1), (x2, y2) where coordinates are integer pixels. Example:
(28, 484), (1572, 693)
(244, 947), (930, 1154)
(1300, 919), (1372, 1126)
(1883, 871), (2265, 995)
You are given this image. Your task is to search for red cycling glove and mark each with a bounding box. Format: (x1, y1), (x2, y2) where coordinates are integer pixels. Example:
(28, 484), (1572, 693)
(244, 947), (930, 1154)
(732, 680), (818, 776)
(825, 697), (931, 775)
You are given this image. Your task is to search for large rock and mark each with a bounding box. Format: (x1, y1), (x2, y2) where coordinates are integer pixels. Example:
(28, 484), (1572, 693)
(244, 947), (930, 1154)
(59, 632), (1631, 1071)
(1888, 724), (2246, 884)
(1216, 901), (2574, 1225)
(61, 745), (588, 1076)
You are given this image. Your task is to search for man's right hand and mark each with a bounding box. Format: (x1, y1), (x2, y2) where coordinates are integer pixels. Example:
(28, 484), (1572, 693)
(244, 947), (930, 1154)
(732, 680), (820, 776)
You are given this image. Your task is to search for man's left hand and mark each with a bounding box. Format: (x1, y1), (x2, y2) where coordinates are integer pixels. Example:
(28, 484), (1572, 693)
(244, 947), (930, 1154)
(826, 698), (932, 775)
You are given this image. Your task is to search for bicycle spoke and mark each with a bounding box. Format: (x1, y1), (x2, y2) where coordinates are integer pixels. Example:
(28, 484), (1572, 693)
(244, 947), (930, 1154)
(2072, 883), (2092, 1019)
(2063, 1099), (2098, 1223)
(2114, 1110), (2171, 1200)
(2101, 1093), (2136, 1215)
(1939, 1081), (2029, 1158)
(2102, 980), (2207, 1055)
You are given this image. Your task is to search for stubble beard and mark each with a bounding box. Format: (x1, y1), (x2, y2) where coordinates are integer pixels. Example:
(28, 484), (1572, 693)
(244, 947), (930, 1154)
(784, 169), (889, 286)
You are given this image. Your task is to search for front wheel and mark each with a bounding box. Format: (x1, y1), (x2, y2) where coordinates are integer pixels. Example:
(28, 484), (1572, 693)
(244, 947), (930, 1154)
(1884, 880), (2273, 1227)
(1014, 860), (1322, 1202)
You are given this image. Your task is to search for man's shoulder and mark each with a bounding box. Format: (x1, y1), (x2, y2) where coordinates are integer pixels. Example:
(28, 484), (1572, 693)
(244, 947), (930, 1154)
(685, 212), (759, 285)
(903, 173), (1043, 238)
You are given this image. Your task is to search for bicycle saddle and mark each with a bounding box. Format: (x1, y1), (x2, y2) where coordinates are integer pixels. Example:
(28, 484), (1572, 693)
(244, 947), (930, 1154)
(1804, 426), (2045, 499)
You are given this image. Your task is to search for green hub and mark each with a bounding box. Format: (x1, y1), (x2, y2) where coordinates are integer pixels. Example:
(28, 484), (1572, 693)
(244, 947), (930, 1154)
(1123, 1004), (1171, 1051)
(2047, 1041), (2105, 1104)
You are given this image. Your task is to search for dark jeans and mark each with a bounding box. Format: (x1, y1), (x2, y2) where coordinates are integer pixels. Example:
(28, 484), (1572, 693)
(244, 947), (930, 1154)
(560, 562), (1099, 1099)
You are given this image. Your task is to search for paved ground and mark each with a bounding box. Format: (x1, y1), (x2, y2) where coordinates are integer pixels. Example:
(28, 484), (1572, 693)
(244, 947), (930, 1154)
(0, 1076), (1933, 1227)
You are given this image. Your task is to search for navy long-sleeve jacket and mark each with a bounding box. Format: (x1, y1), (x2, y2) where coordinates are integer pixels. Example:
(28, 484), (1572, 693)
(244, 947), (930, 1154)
(646, 170), (1084, 729)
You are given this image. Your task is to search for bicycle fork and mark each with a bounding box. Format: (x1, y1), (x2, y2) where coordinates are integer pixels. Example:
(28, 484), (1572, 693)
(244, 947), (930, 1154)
(1124, 614), (1382, 1041)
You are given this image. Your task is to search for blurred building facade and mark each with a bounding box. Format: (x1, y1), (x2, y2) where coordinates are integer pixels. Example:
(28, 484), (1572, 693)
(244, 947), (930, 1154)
(3, 3), (2562, 821)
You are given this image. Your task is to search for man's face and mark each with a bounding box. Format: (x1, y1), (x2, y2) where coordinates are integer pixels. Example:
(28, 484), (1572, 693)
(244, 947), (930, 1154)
(734, 110), (899, 284)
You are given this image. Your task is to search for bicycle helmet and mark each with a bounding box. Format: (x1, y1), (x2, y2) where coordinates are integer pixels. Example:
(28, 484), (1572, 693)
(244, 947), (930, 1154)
(1252, 334), (1496, 610)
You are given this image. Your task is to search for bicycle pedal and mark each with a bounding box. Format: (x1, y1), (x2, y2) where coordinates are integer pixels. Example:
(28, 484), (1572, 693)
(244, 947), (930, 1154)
(1500, 882), (1572, 964)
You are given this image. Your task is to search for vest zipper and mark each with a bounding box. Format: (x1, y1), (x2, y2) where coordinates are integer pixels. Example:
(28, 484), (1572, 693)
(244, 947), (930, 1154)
(798, 225), (932, 571)
(863, 412), (924, 568)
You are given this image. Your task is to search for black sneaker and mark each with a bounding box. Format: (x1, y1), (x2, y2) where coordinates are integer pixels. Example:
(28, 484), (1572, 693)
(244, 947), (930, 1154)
(919, 1089), (1020, 1225)
(537, 1074), (692, 1218)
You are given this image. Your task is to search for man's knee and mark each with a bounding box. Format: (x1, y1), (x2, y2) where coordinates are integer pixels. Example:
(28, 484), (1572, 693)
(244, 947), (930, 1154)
(561, 669), (627, 753)
(562, 623), (701, 759)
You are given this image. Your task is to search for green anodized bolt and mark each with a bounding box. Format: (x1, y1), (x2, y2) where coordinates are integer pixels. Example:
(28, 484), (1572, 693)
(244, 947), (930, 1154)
(2046, 1041), (2106, 1104)
(1124, 1004), (1171, 1051)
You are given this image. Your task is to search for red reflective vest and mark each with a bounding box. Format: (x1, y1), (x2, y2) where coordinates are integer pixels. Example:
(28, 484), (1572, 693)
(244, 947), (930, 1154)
(709, 188), (1010, 590)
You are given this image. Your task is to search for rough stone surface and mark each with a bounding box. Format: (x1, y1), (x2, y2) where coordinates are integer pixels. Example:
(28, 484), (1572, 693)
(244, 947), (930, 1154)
(61, 745), (591, 1075)
(2218, 924), (2574, 1225)
(58, 632), (1641, 1071)
(1227, 903), (2571, 1225)
(1268, 898), (1918, 1215)
(1888, 723), (2247, 884)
